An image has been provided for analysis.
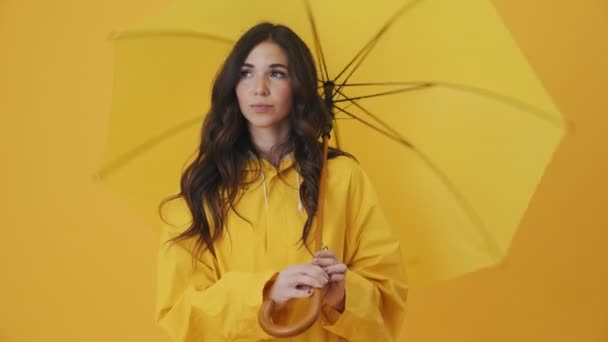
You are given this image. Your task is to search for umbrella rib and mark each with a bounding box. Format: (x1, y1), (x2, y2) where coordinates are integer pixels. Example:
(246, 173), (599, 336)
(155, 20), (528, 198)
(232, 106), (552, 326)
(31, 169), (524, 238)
(304, 0), (330, 83)
(333, 82), (432, 103)
(110, 29), (235, 45)
(333, 104), (504, 260)
(332, 104), (410, 147)
(334, 88), (404, 140)
(94, 115), (202, 180)
(438, 81), (570, 129)
(335, 81), (569, 129)
(332, 0), (425, 96)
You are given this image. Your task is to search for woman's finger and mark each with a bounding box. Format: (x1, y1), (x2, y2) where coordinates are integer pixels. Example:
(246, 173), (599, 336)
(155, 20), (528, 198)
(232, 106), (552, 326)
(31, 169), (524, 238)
(312, 257), (337, 268)
(289, 264), (329, 282)
(292, 274), (328, 288)
(315, 249), (337, 259)
(324, 263), (347, 275)
(329, 273), (345, 282)
(288, 287), (315, 299)
(295, 284), (312, 291)
(302, 264), (330, 282)
(290, 263), (321, 274)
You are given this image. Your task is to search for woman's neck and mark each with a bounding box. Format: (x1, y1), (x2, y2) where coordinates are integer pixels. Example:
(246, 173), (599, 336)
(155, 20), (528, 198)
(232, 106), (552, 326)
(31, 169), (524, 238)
(249, 124), (290, 165)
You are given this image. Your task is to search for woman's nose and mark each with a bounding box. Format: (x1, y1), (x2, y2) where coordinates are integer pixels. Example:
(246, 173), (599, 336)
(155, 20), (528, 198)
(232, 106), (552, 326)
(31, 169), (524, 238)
(253, 78), (269, 96)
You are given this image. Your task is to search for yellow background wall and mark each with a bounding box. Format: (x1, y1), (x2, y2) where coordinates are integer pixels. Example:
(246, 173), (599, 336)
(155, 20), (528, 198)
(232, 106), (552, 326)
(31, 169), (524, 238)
(1, 0), (606, 341)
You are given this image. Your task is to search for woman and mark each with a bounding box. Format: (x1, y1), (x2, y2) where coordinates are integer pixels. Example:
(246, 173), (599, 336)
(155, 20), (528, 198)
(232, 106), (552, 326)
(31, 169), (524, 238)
(156, 22), (408, 341)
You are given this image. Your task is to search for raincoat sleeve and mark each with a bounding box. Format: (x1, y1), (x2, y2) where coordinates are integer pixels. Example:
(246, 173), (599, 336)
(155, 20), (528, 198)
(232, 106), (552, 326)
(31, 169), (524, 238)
(154, 204), (276, 341)
(321, 162), (409, 341)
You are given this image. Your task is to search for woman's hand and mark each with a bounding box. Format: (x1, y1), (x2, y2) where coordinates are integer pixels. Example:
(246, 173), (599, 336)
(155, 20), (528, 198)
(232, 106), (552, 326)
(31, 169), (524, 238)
(312, 250), (347, 312)
(270, 263), (329, 306)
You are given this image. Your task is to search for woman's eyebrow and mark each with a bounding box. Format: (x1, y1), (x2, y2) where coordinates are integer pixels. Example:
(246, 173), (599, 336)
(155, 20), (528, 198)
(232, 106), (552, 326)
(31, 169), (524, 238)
(242, 62), (289, 70)
(269, 63), (288, 70)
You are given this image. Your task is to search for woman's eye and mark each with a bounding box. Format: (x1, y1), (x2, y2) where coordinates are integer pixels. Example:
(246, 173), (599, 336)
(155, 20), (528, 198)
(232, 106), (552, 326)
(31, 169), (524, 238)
(240, 70), (253, 78)
(270, 71), (286, 78)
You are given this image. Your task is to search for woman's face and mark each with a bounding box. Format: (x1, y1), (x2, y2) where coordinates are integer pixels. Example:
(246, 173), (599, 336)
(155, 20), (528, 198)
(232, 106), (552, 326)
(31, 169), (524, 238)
(236, 40), (293, 133)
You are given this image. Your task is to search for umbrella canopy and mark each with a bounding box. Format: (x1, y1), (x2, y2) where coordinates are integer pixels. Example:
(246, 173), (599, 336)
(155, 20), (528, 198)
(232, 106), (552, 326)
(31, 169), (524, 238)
(97, 0), (567, 288)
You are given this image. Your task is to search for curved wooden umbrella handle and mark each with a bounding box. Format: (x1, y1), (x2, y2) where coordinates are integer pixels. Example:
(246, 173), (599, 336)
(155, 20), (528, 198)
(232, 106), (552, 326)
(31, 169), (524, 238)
(258, 286), (327, 337)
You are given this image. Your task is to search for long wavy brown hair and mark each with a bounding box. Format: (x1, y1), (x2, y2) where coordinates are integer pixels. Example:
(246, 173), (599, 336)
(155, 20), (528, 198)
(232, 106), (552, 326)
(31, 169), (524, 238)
(159, 22), (350, 261)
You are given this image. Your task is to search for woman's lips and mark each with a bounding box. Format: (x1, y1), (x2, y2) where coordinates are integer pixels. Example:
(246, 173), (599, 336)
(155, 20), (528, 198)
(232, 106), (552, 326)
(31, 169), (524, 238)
(251, 104), (273, 113)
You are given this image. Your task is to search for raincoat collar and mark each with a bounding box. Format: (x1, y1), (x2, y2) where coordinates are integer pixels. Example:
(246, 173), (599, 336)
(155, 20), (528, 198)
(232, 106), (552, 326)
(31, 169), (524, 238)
(244, 151), (302, 212)
(244, 151), (296, 175)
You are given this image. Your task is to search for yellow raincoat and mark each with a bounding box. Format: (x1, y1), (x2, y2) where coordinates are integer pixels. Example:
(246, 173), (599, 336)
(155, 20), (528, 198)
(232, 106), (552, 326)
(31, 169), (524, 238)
(155, 155), (408, 341)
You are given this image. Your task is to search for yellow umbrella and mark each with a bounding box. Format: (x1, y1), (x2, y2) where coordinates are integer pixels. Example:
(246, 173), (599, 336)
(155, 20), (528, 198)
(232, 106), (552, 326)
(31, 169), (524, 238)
(97, 0), (566, 291)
